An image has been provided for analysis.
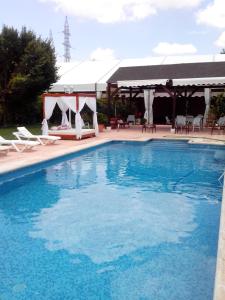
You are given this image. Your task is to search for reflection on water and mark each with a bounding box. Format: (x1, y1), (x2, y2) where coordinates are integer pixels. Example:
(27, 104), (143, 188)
(30, 188), (196, 264)
(46, 154), (98, 189)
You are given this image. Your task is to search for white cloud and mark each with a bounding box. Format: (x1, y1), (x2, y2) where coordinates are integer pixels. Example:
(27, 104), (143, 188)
(215, 31), (225, 48)
(153, 42), (197, 55)
(152, 0), (202, 10)
(40, 0), (202, 23)
(188, 30), (207, 35)
(89, 47), (116, 60)
(197, 0), (225, 28)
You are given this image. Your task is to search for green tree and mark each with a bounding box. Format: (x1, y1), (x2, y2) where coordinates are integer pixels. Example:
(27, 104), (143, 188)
(0, 26), (58, 125)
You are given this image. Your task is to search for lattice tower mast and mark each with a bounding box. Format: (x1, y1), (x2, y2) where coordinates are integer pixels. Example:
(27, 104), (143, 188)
(63, 16), (71, 62)
(49, 30), (53, 45)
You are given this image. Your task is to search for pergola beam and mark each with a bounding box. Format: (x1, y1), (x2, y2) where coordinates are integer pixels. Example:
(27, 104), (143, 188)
(131, 90), (141, 99)
(187, 87), (200, 98)
(111, 87), (121, 98)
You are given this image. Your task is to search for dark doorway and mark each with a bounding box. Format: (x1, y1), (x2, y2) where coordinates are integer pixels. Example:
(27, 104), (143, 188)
(152, 96), (205, 124)
(153, 97), (173, 124)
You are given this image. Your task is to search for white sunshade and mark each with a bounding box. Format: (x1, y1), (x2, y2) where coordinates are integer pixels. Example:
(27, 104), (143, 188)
(118, 77), (225, 88)
(118, 79), (168, 87)
(173, 77), (225, 86)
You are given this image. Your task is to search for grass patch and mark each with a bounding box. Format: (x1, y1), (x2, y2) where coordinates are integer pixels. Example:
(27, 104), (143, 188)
(0, 125), (41, 139)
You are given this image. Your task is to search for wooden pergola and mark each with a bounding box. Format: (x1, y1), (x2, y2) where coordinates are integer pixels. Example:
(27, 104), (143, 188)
(106, 62), (225, 128)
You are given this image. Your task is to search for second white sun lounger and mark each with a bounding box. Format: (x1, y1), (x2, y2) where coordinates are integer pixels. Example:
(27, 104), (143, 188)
(0, 136), (40, 152)
(16, 127), (61, 145)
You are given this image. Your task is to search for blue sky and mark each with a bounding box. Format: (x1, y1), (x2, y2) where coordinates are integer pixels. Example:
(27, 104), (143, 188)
(1, 0), (225, 61)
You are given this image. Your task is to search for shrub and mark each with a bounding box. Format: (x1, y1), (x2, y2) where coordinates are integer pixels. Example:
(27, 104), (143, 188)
(210, 93), (225, 119)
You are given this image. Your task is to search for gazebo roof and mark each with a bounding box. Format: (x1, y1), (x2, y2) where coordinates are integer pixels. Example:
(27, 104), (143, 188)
(50, 60), (120, 92)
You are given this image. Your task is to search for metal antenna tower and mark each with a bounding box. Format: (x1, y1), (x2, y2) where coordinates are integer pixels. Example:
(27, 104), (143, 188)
(49, 29), (54, 46)
(63, 16), (71, 62)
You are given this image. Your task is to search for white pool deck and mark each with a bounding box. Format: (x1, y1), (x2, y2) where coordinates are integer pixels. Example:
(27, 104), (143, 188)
(0, 125), (225, 300)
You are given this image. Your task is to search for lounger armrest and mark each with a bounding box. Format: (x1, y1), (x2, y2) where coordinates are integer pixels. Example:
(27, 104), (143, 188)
(13, 132), (23, 140)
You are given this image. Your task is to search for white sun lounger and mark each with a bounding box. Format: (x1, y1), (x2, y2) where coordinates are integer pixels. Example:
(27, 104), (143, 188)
(16, 127), (61, 145)
(0, 135), (40, 152)
(0, 145), (11, 155)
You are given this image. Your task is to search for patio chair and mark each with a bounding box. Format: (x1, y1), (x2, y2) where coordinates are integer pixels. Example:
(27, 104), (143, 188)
(16, 127), (61, 145)
(165, 116), (171, 125)
(211, 116), (225, 135)
(0, 135), (40, 152)
(0, 145), (11, 155)
(186, 115), (194, 126)
(127, 115), (135, 125)
(175, 116), (188, 133)
(117, 119), (128, 129)
(192, 115), (203, 131)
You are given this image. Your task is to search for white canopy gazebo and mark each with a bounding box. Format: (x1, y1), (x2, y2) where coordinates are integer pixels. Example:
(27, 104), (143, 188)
(42, 93), (98, 140)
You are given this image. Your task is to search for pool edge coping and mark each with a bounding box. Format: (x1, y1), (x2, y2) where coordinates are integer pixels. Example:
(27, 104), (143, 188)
(214, 177), (225, 300)
(1, 136), (225, 175)
(0, 139), (112, 175)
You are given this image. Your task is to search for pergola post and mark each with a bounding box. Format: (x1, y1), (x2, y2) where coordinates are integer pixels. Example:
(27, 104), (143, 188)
(107, 83), (112, 123)
(203, 88), (211, 125)
(172, 93), (177, 129)
(129, 87), (132, 109)
(162, 85), (177, 129)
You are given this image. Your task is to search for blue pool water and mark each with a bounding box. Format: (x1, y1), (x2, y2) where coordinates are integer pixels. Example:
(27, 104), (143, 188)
(0, 140), (225, 300)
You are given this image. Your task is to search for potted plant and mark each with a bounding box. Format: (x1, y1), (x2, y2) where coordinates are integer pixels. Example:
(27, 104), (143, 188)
(97, 113), (108, 132)
(141, 117), (147, 125)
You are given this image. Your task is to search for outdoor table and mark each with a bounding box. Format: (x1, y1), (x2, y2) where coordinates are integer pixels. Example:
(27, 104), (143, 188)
(175, 122), (190, 134)
(142, 124), (156, 133)
(118, 121), (129, 128)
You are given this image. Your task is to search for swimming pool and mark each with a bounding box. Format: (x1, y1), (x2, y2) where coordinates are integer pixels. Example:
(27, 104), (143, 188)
(0, 140), (225, 300)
